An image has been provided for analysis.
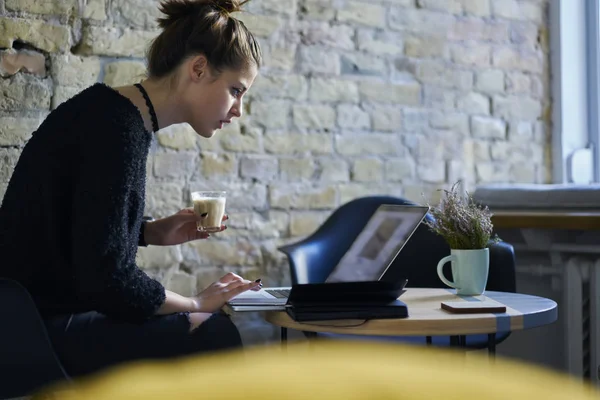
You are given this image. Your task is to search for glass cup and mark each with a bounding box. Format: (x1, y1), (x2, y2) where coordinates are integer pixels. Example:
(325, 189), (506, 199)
(191, 191), (226, 232)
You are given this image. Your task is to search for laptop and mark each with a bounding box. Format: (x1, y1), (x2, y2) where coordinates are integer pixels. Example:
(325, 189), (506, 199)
(226, 204), (429, 311)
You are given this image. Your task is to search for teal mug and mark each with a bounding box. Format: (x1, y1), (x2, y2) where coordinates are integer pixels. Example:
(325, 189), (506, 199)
(436, 248), (490, 296)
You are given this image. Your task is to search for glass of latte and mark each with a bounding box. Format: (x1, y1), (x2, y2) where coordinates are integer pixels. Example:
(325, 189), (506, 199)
(191, 191), (226, 232)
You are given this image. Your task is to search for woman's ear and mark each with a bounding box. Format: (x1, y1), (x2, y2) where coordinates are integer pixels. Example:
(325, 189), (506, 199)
(189, 55), (208, 82)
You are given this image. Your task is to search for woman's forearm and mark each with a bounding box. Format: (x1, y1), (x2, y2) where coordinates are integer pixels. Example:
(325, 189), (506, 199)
(155, 290), (200, 315)
(143, 220), (162, 246)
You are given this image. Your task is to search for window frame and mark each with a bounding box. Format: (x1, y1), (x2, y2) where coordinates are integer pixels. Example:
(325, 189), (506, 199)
(587, 0), (600, 183)
(551, 0), (596, 184)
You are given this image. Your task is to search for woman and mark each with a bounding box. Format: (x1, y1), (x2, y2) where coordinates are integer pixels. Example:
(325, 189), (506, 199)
(0, 0), (262, 378)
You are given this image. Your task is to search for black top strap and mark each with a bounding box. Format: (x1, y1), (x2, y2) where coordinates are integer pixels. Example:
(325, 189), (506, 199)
(134, 83), (159, 133)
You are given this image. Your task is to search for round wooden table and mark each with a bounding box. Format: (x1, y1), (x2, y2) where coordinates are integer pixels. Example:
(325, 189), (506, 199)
(265, 288), (558, 354)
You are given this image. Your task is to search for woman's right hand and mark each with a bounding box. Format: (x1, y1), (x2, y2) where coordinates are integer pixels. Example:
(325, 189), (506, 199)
(193, 272), (261, 313)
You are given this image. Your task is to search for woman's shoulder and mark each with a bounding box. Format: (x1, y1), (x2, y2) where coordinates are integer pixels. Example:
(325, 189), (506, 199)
(66, 83), (139, 120)
(58, 83), (150, 141)
(57, 83), (123, 109)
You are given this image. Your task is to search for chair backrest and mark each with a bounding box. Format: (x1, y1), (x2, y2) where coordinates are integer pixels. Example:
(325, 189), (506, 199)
(278, 195), (517, 293)
(279, 196), (422, 284)
(0, 278), (70, 398)
(381, 218), (516, 292)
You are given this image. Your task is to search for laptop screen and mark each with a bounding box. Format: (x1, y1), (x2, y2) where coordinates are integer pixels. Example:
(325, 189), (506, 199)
(325, 205), (429, 283)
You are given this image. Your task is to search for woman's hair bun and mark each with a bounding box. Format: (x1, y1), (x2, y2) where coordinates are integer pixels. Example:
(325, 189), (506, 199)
(156, 0), (247, 28)
(212, 0), (247, 14)
(148, 0), (261, 78)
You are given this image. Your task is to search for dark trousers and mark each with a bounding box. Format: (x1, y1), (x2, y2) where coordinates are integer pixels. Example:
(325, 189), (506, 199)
(44, 310), (243, 378)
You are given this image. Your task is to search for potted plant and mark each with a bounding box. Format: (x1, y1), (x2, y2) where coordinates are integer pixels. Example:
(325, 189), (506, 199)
(424, 181), (501, 296)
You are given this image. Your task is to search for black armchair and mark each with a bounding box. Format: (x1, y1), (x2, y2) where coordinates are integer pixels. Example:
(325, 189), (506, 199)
(278, 196), (516, 349)
(0, 278), (70, 399)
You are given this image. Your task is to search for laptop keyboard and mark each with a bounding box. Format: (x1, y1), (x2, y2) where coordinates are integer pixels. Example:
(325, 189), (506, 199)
(265, 289), (291, 299)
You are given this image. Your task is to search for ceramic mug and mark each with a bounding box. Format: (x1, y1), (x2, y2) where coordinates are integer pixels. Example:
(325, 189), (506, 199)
(436, 248), (490, 296)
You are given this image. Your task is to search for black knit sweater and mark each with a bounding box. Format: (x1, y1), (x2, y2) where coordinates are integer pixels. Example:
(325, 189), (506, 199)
(0, 83), (166, 323)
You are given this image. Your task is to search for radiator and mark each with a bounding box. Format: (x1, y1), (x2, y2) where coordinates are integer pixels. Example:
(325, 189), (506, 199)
(499, 228), (600, 383)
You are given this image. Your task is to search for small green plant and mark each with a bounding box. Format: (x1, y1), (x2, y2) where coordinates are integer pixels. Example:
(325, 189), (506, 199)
(423, 181), (501, 250)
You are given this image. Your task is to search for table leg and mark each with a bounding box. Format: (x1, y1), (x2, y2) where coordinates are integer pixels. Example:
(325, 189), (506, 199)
(426, 336), (432, 345)
(488, 333), (496, 357)
(303, 331), (317, 351)
(303, 331), (317, 339)
(281, 327), (287, 345)
(450, 335), (459, 347)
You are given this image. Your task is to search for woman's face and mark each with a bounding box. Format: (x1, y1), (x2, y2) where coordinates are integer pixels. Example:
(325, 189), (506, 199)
(182, 57), (257, 138)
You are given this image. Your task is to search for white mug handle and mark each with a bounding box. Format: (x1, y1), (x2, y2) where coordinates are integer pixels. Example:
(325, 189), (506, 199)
(437, 255), (457, 289)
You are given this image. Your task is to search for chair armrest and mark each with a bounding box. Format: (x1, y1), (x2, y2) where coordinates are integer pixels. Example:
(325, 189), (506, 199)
(487, 241), (517, 293)
(0, 279), (69, 397)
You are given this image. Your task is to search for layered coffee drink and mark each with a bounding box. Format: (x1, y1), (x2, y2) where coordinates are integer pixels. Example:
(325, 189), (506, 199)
(191, 191), (226, 232)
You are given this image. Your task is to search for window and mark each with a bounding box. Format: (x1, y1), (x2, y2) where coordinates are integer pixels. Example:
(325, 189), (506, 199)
(587, 0), (600, 183)
(552, 1), (598, 184)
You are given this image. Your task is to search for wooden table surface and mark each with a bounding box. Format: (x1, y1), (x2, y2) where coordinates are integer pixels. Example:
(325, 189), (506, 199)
(264, 288), (557, 336)
(491, 210), (600, 230)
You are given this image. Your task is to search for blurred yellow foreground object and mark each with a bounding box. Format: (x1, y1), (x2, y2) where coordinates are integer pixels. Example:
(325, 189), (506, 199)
(36, 340), (599, 400)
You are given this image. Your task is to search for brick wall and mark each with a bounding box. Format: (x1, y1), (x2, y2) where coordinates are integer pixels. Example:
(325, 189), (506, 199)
(0, 0), (550, 343)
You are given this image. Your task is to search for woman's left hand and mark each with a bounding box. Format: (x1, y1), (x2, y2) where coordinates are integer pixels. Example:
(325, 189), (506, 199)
(143, 209), (227, 246)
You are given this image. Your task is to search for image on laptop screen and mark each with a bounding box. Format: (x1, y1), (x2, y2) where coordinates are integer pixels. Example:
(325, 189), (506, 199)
(325, 205), (428, 283)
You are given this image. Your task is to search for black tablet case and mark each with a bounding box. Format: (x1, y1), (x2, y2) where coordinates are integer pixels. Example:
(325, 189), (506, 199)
(285, 280), (409, 322)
